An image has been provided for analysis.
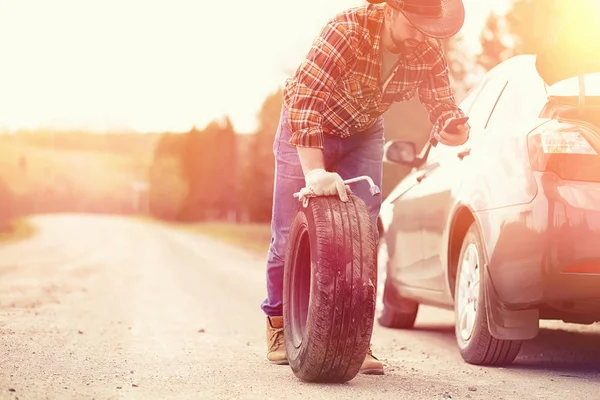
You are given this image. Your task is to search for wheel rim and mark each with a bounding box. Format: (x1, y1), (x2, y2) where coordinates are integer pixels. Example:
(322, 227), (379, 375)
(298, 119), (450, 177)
(456, 242), (481, 347)
(376, 238), (388, 317)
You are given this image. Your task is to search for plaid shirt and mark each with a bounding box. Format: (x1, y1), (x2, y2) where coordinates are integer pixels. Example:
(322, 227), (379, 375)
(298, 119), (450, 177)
(283, 4), (465, 148)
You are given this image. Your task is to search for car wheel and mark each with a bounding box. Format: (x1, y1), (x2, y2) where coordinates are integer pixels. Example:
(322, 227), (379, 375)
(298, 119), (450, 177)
(283, 194), (376, 383)
(454, 222), (522, 366)
(376, 236), (419, 329)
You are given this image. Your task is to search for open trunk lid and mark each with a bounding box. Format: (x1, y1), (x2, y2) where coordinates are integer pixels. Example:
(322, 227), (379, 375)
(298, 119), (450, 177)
(535, 1), (600, 88)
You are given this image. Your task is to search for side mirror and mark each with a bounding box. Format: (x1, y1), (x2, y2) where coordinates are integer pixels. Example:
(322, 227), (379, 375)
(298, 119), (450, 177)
(383, 140), (422, 167)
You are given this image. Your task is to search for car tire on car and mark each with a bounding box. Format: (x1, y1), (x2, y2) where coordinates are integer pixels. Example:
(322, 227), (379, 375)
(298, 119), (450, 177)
(376, 236), (419, 329)
(283, 194), (377, 383)
(454, 222), (522, 366)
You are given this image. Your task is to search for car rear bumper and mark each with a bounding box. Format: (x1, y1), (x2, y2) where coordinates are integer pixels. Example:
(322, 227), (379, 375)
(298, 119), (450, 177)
(477, 172), (600, 309)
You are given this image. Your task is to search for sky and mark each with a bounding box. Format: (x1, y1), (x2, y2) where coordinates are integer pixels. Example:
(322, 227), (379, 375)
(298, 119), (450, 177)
(0, 0), (511, 134)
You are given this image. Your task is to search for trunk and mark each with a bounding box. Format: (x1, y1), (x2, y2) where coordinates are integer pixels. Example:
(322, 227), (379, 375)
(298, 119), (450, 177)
(535, 1), (600, 87)
(541, 97), (600, 129)
(535, 2), (600, 126)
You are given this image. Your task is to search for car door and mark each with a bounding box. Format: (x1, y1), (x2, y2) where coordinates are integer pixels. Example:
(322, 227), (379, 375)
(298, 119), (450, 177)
(384, 145), (431, 286)
(407, 140), (468, 291)
(385, 140), (468, 292)
(416, 76), (510, 291)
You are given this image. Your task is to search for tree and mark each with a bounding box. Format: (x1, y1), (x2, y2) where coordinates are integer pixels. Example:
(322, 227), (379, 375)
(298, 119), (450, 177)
(477, 0), (566, 71)
(505, 0), (550, 55)
(147, 132), (189, 220)
(442, 33), (474, 99)
(242, 89), (282, 222)
(0, 177), (15, 231)
(178, 118), (237, 221)
(478, 12), (512, 71)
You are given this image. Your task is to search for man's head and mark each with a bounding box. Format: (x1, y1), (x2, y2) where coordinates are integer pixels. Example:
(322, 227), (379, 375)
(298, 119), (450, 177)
(369, 0), (465, 53)
(382, 5), (427, 54)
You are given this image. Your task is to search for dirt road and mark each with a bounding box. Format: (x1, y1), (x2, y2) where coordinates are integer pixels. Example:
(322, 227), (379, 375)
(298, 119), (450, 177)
(1, 215), (599, 400)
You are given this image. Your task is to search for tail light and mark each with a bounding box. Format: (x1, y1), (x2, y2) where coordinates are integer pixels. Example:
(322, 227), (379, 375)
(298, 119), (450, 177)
(527, 121), (600, 182)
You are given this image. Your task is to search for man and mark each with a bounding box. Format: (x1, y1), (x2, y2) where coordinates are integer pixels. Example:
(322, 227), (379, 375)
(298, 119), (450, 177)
(261, 0), (470, 375)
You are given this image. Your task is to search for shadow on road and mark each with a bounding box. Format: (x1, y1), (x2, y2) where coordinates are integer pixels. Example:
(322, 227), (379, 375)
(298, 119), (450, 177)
(410, 323), (600, 374)
(514, 327), (600, 374)
(412, 325), (455, 335)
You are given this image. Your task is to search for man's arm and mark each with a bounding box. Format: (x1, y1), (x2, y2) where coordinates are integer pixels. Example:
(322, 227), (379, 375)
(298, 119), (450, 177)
(296, 147), (325, 176)
(286, 20), (355, 173)
(418, 42), (468, 146)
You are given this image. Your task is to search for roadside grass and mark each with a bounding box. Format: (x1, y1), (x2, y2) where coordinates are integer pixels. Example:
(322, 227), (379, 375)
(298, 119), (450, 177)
(0, 218), (37, 244)
(0, 139), (153, 212)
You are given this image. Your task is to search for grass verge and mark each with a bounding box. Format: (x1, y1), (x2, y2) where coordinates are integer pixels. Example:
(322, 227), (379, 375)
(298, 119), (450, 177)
(0, 218), (37, 244)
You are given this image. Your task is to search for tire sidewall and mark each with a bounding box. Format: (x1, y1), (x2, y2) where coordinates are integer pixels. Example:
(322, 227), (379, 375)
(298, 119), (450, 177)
(283, 205), (316, 366)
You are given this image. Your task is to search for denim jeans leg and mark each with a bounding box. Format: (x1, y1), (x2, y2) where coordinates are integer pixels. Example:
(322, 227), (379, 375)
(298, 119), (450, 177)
(260, 107), (305, 317)
(333, 119), (385, 243)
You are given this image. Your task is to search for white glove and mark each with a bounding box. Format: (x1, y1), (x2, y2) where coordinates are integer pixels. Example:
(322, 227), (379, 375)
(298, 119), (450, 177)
(304, 168), (349, 202)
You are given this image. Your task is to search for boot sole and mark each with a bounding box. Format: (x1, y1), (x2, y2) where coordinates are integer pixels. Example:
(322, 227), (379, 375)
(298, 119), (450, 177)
(269, 359), (289, 366)
(359, 368), (385, 375)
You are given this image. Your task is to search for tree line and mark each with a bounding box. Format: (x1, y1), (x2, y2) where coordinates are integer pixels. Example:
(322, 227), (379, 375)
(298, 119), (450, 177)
(0, 0), (562, 230)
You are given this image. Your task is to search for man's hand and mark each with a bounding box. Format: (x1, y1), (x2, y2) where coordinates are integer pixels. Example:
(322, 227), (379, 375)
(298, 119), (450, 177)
(433, 119), (470, 146)
(304, 168), (349, 202)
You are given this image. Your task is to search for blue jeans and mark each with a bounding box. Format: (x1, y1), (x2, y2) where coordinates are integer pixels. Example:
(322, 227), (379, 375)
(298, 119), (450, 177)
(261, 105), (385, 317)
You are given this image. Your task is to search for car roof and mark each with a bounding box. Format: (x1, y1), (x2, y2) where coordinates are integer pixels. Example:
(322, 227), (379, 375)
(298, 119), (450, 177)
(485, 54), (543, 84)
(466, 55), (550, 137)
(488, 54), (600, 97)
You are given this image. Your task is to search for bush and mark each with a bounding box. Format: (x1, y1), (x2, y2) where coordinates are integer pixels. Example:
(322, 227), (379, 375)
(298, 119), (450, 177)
(0, 177), (15, 232)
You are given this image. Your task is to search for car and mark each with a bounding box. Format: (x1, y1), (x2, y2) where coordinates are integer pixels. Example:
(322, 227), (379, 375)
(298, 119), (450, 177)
(376, 8), (600, 367)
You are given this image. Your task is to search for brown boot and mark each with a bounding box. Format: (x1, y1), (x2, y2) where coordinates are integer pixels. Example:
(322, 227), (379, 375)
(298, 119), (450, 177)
(266, 316), (288, 365)
(359, 345), (384, 375)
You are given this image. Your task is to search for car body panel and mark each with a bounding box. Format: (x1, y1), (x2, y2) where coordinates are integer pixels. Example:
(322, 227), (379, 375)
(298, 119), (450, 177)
(478, 171), (600, 308)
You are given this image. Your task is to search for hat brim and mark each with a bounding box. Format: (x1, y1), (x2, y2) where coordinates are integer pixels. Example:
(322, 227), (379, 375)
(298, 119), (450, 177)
(369, 0), (465, 39)
(403, 0), (465, 39)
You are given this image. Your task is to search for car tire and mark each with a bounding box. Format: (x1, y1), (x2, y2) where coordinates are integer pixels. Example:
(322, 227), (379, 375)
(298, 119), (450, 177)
(376, 236), (419, 329)
(283, 194), (377, 383)
(454, 222), (522, 366)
